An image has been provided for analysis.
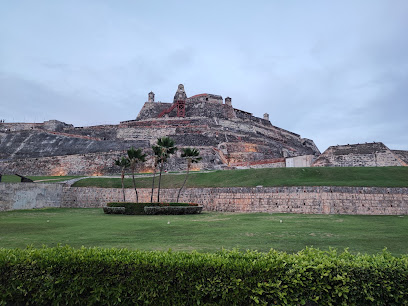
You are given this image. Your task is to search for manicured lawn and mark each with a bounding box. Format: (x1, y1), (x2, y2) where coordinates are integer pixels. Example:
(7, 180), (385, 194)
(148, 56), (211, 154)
(1, 208), (407, 255)
(72, 167), (408, 188)
(1, 175), (82, 183)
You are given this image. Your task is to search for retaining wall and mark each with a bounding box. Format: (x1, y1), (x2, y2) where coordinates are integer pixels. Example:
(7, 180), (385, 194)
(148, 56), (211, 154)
(1, 183), (407, 215)
(0, 183), (63, 211)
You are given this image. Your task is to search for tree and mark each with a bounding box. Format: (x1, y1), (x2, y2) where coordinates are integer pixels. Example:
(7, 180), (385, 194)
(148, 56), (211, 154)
(127, 147), (147, 203)
(150, 145), (161, 203)
(114, 156), (130, 202)
(177, 148), (202, 203)
(152, 137), (177, 202)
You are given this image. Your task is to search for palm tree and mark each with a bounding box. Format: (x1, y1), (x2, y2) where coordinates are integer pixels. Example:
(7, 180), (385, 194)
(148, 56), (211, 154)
(153, 137), (177, 202)
(127, 147), (147, 203)
(150, 145), (161, 203)
(177, 148), (202, 203)
(115, 156), (130, 202)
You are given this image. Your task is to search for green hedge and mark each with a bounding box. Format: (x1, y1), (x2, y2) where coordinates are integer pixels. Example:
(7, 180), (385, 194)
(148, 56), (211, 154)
(1, 247), (407, 305)
(144, 206), (203, 215)
(102, 206), (126, 214)
(107, 202), (198, 215)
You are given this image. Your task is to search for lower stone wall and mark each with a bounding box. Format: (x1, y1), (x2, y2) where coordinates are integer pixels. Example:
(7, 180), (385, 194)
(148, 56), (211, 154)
(0, 183), (62, 211)
(1, 184), (407, 215)
(62, 186), (408, 215)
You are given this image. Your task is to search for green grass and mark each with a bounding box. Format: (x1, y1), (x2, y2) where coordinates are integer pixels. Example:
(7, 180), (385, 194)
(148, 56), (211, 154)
(1, 208), (407, 255)
(1, 175), (83, 183)
(72, 167), (408, 188)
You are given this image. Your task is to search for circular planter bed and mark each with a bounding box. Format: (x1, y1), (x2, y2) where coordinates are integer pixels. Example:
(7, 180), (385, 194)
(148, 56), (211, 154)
(144, 206), (203, 215)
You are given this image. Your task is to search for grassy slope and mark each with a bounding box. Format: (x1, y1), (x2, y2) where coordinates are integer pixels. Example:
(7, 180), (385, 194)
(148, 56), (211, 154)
(72, 167), (408, 188)
(0, 208), (407, 255)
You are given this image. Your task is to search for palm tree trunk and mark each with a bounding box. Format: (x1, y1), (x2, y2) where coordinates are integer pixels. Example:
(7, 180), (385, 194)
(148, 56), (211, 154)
(150, 167), (156, 203)
(157, 161), (164, 202)
(121, 168), (126, 202)
(177, 162), (190, 203)
(131, 170), (138, 203)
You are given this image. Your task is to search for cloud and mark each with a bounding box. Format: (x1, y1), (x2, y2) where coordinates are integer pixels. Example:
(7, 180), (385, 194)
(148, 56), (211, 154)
(0, 0), (407, 151)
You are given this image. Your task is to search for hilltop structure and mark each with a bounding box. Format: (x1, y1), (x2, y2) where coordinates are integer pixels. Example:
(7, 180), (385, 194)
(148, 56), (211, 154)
(313, 142), (408, 167)
(0, 84), (320, 175)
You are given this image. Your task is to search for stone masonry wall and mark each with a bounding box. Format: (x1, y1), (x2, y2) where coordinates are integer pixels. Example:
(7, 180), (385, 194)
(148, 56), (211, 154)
(1, 184), (407, 215)
(62, 186), (408, 215)
(313, 143), (404, 167)
(0, 183), (62, 211)
(2, 152), (124, 176)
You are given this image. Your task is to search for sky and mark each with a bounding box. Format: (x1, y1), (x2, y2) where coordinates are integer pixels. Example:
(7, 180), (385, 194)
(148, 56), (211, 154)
(1, 0), (407, 152)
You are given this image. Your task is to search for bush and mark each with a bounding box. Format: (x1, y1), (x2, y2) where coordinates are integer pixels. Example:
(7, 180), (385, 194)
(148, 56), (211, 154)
(103, 207), (126, 214)
(144, 206), (203, 215)
(0, 247), (407, 305)
(107, 202), (198, 215)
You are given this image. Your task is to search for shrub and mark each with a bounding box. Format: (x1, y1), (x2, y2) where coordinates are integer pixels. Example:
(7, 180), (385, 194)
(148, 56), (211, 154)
(102, 207), (126, 214)
(107, 202), (149, 215)
(144, 206), (203, 215)
(107, 202), (198, 215)
(0, 247), (407, 305)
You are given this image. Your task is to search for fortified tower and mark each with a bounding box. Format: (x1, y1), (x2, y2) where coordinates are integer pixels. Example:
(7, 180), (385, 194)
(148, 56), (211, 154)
(173, 84), (187, 103)
(148, 91), (155, 102)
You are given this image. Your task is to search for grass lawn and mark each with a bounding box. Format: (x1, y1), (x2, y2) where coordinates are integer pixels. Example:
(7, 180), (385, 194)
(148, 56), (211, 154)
(1, 175), (83, 183)
(1, 208), (407, 256)
(72, 166), (408, 188)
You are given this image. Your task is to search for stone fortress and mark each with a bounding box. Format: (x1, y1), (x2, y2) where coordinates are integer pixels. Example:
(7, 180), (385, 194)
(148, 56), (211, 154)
(0, 84), (406, 176)
(314, 142), (408, 167)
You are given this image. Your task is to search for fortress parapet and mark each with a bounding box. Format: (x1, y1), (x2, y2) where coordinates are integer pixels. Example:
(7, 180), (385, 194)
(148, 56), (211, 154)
(187, 94), (223, 104)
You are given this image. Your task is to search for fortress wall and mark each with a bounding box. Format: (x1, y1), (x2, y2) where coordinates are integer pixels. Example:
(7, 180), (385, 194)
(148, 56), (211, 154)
(1, 152), (124, 176)
(0, 121), (74, 132)
(135, 102), (172, 120)
(186, 102), (235, 120)
(2, 184), (407, 215)
(0, 183), (63, 211)
(0, 147), (224, 176)
(117, 126), (177, 142)
(63, 186), (408, 215)
(313, 145), (404, 167)
(1, 123), (42, 131)
(393, 150), (408, 166)
(0, 130), (149, 160)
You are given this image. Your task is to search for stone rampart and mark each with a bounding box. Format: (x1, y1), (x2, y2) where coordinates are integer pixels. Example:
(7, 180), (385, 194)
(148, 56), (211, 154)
(0, 120), (73, 132)
(2, 183), (406, 215)
(393, 150), (408, 166)
(0, 183), (62, 211)
(2, 152), (124, 176)
(313, 143), (405, 167)
(62, 186), (408, 215)
(0, 130), (148, 160)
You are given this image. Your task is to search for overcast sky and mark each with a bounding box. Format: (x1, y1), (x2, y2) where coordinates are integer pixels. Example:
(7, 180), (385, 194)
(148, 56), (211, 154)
(1, 0), (407, 151)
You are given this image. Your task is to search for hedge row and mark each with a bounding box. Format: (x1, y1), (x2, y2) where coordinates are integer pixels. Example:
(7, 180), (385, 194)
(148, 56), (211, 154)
(144, 205), (203, 215)
(1, 246), (407, 305)
(107, 202), (198, 215)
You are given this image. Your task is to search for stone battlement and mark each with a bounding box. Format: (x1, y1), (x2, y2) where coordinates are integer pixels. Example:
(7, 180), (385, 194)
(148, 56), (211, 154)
(0, 120), (73, 132)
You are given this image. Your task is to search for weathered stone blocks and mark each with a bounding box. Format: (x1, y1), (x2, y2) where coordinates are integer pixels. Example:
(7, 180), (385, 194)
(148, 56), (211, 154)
(3, 184), (404, 215)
